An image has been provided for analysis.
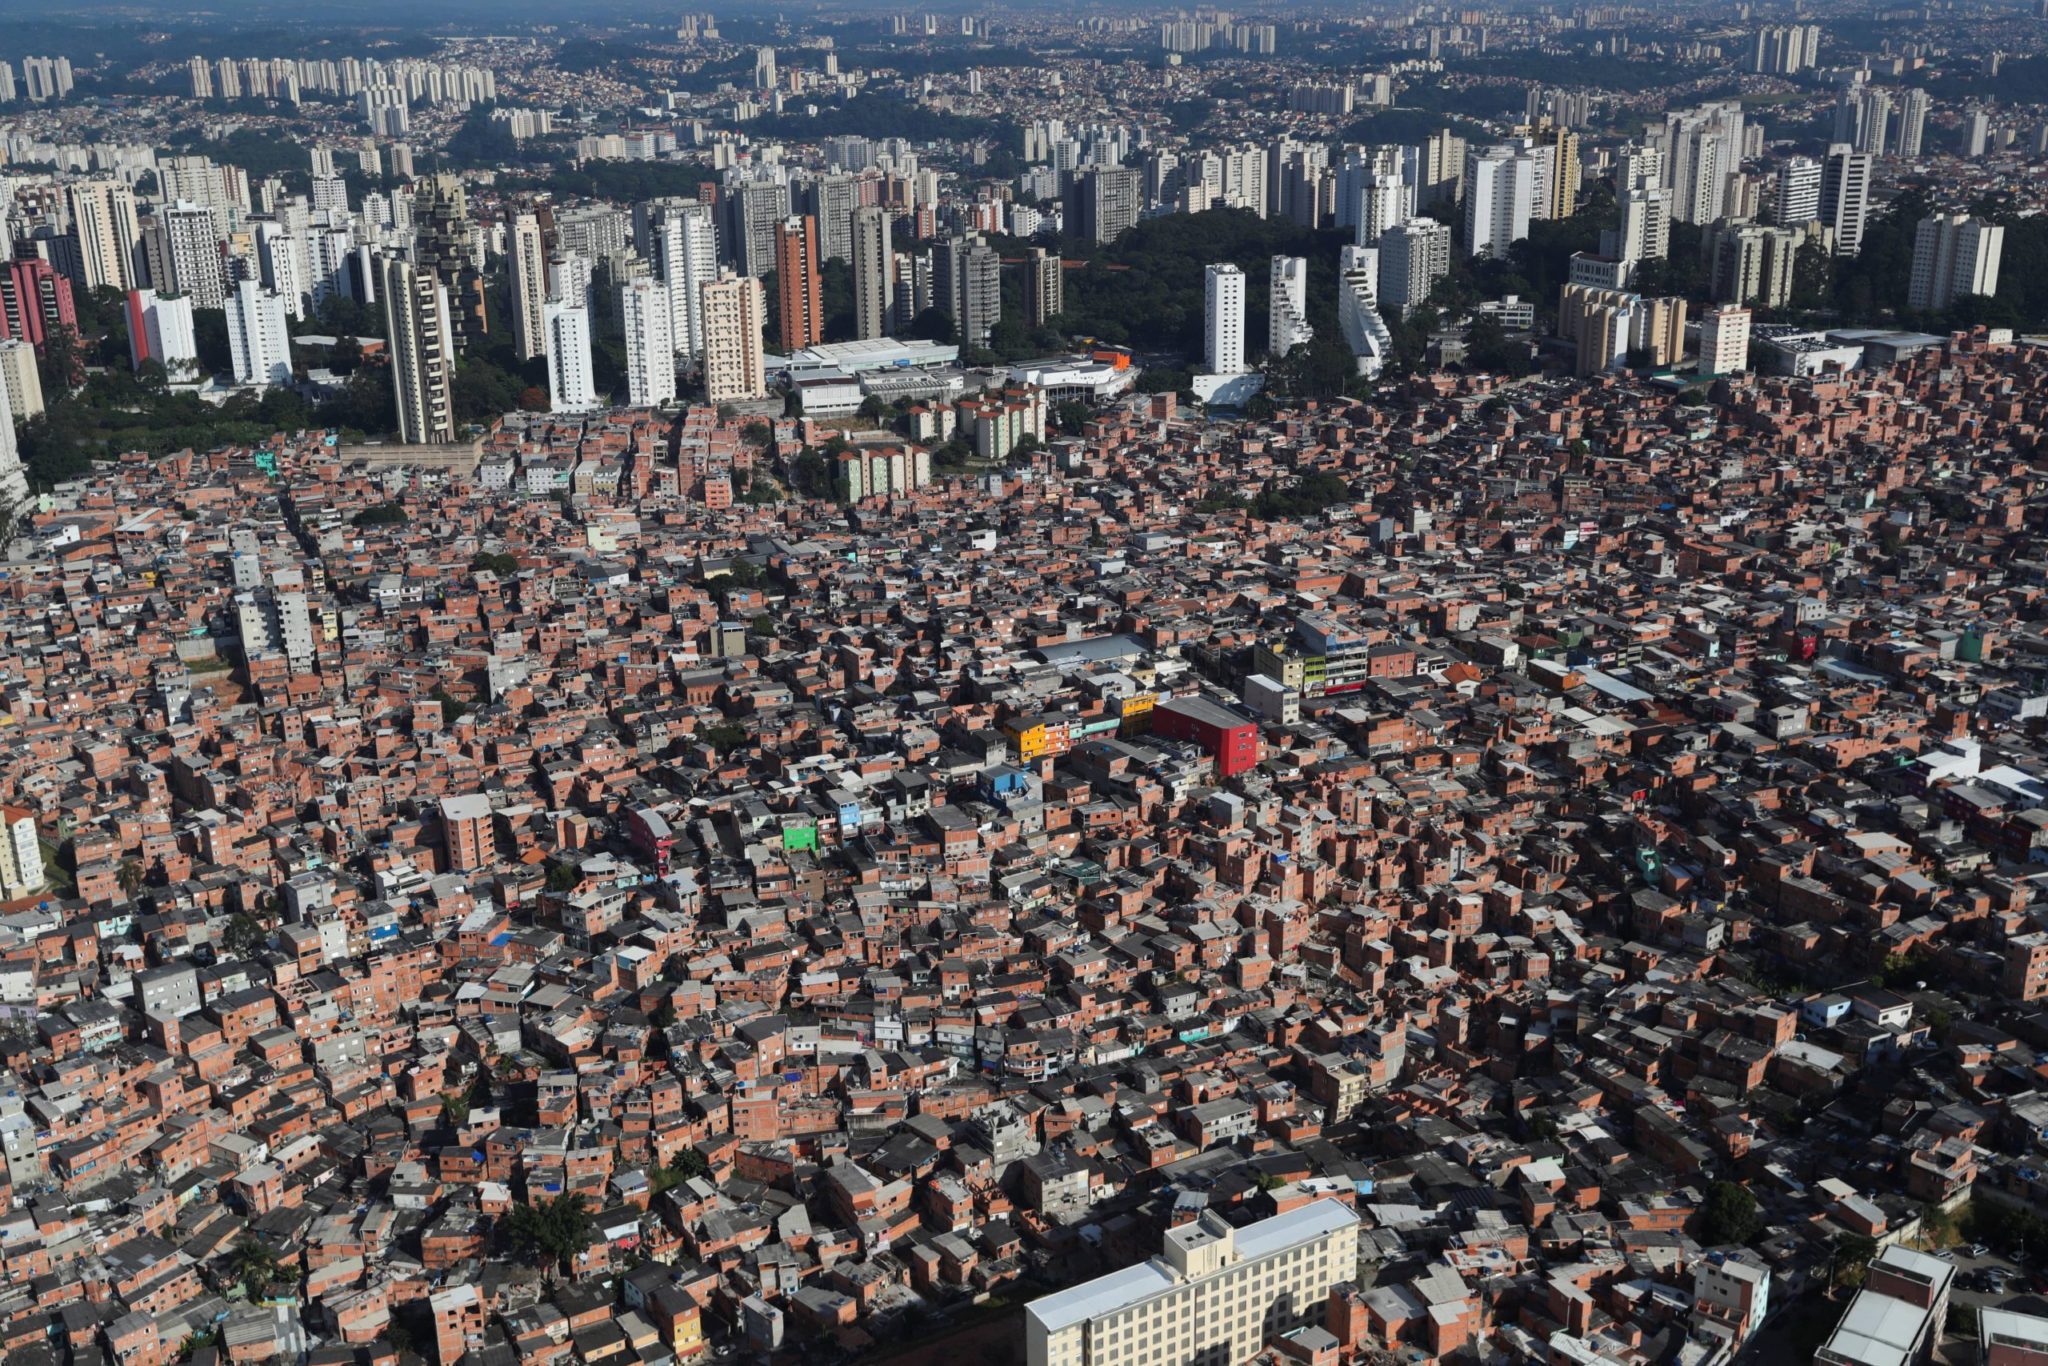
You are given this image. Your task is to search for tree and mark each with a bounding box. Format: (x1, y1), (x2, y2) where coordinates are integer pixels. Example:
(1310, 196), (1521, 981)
(226, 1236), (287, 1299)
(351, 502), (408, 528)
(444, 108), (524, 167)
(502, 1193), (594, 1274)
(329, 335), (364, 376)
(316, 365), (397, 438)
(39, 323), (84, 392)
(719, 558), (764, 589)
(1053, 399), (1093, 433)
(430, 686), (471, 725)
(1830, 1233), (1879, 1291)
(1695, 1180), (1761, 1246)
(1462, 313), (1534, 378)
(1245, 472), (1355, 520)
(442, 1083), (474, 1128)
(702, 723), (750, 755)
(470, 551), (519, 577)
(906, 308), (957, 345)
(451, 352), (528, 424)
(672, 1147), (711, 1180)
(116, 859), (146, 896)
(221, 912), (266, 959)
(794, 447), (831, 494)
(545, 863), (581, 893)
(1789, 241), (1834, 313)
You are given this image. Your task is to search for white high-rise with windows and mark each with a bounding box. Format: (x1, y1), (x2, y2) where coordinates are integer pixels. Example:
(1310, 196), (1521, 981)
(0, 808), (42, 897)
(1268, 256), (1311, 357)
(1773, 157), (1822, 227)
(255, 222), (309, 320)
(127, 289), (200, 382)
(543, 299), (598, 413)
(1908, 213), (2004, 311)
(851, 205), (894, 340)
(0, 374), (23, 508)
(620, 277), (677, 408)
(1820, 143), (1872, 256)
(1203, 263), (1245, 376)
(1658, 102), (1746, 225)
(1337, 145), (1412, 245)
(1026, 1202), (1360, 1366)
(1463, 145), (1536, 260)
(0, 341), (44, 424)
(380, 254), (458, 445)
(160, 200), (227, 308)
(701, 273), (767, 405)
(1357, 163), (1410, 247)
(1752, 24), (1820, 75)
(1338, 245), (1392, 379)
(1700, 306), (1752, 376)
(224, 278), (293, 387)
(67, 180), (143, 292)
(1896, 88), (1930, 157)
(1613, 179), (1670, 262)
(508, 211), (548, 361)
(1379, 218), (1452, 313)
(650, 202), (719, 359)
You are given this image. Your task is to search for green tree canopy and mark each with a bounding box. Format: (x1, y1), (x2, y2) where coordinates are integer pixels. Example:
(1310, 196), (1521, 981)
(502, 1193), (594, 1274)
(1695, 1180), (1762, 1246)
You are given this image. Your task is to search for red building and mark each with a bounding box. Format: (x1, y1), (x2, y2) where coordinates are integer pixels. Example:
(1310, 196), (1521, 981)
(628, 806), (675, 875)
(0, 259), (76, 351)
(1152, 696), (1260, 777)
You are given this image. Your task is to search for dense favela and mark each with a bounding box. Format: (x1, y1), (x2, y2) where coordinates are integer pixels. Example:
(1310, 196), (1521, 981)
(0, 2), (2045, 1364)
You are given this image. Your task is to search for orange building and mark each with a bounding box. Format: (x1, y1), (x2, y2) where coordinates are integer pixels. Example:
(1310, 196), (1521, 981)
(774, 215), (823, 351)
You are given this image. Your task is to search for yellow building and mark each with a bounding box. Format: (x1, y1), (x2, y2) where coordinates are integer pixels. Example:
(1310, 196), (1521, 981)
(1026, 1201), (1361, 1366)
(1005, 717), (1051, 763)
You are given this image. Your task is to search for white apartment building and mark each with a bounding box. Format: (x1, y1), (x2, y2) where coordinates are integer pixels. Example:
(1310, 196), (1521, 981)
(544, 299), (598, 413)
(1774, 156), (1822, 227)
(1700, 306), (1752, 377)
(1693, 1250), (1770, 1343)
(224, 279), (293, 387)
(0, 808), (41, 899)
(1821, 143), (1872, 256)
(1268, 255), (1311, 357)
(621, 277), (677, 408)
(1908, 213), (2003, 312)
(380, 254), (458, 445)
(650, 203), (719, 358)
(126, 289), (200, 382)
(1379, 218), (1452, 313)
(0, 340), (42, 423)
(160, 200), (227, 308)
(1026, 1201), (1360, 1366)
(701, 274), (767, 405)
(507, 211), (548, 361)
(1463, 145), (1536, 261)
(1338, 244), (1392, 379)
(0, 380), (22, 508)
(1203, 262), (1246, 376)
(67, 180), (143, 293)
(1613, 179), (1671, 262)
